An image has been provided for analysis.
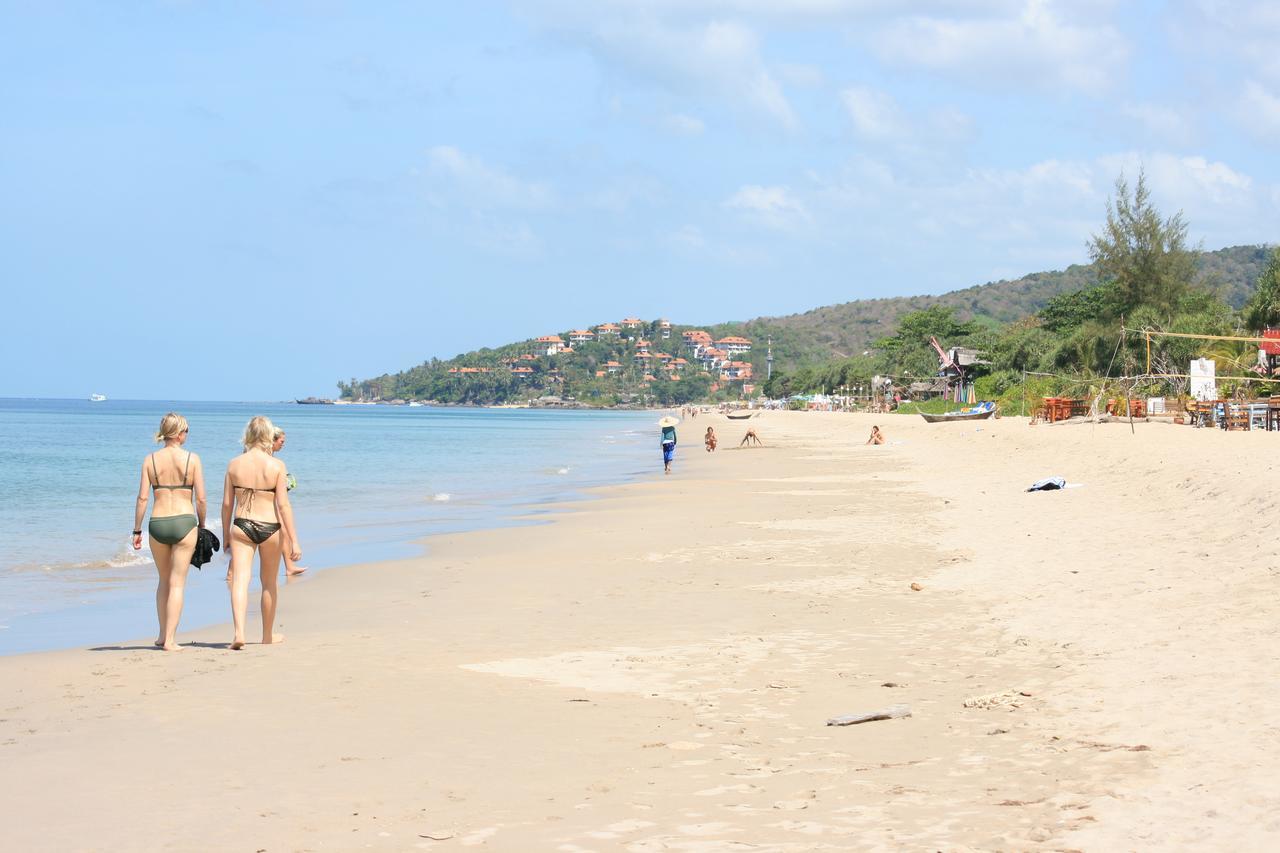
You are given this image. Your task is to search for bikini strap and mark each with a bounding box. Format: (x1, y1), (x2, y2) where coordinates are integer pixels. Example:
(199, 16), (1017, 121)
(150, 453), (159, 486)
(183, 451), (192, 484)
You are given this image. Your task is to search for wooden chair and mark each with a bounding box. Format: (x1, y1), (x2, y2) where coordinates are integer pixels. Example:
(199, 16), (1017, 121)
(1267, 396), (1280, 431)
(1225, 403), (1249, 431)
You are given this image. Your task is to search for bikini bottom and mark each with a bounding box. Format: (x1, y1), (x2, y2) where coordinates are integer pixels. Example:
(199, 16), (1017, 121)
(233, 518), (281, 545)
(149, 514), (198, 546)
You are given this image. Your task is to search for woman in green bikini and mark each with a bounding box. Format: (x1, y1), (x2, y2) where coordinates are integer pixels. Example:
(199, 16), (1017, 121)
(221, 415), (301, 649)
(131, 412), (207, 651)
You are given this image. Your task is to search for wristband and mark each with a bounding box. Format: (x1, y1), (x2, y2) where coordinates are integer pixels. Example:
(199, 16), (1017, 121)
(132, 530), (142, 536)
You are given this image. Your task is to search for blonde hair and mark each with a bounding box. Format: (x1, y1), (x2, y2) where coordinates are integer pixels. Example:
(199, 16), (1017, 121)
(242, 416), (277, 451)
(272, 427), (285, 441)
(154, 412), (189, 444)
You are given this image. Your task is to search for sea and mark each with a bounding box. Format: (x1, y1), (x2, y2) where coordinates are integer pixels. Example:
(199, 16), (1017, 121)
(0, 399), (661, 655)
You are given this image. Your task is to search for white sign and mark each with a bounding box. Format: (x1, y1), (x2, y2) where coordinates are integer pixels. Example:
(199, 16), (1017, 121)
(1189, 358), (1217, 401)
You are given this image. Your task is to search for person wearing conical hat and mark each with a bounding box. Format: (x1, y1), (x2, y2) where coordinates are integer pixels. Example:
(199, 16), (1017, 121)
(658, 415), (679, 474)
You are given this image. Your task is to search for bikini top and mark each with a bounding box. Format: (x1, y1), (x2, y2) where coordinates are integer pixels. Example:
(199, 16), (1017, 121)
(234, 473), (280, 511)
(151, 452), (193, 492)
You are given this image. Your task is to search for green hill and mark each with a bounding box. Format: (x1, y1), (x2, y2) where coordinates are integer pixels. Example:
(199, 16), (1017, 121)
(340, 244), (1271, 404)
(734, 244), (1269, 369)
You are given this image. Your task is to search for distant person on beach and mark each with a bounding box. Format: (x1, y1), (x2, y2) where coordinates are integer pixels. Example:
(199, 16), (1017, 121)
(866, 425), (885, 445)
(705, 426), (717, 452)
(660, 416), (678, 474)
(132, 412), (206, 651)
(740, 428), (762, 447)
(221, 416), (301, 649)
(272, 427), (307, 576)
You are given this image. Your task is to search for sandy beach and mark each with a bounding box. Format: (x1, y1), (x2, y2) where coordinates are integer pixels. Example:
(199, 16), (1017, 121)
(2, 411), (1277, 851)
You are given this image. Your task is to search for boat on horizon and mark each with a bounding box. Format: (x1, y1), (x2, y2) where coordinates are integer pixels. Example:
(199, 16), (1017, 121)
(89, 393), (107, 402)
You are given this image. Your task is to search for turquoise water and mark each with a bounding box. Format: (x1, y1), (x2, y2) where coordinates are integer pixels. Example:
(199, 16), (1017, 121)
(0, 399), (661, 654)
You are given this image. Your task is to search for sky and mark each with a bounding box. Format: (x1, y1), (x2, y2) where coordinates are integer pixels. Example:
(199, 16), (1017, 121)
(3, 0), (1279, 400)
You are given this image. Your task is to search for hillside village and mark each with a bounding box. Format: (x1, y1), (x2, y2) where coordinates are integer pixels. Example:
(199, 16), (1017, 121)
(339, 317), (768, 406)
(336, 245), (1273, 408)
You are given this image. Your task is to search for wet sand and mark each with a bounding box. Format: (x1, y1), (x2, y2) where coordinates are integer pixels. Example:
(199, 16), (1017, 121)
(2, 411), (1276, 850)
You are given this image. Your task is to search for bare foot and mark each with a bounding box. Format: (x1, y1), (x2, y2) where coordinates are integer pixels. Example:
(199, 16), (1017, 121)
(230, 639), (245, 650)
(286, 565), (308, 576)
(262, 633), (285, 645)
(154, 639), (164, 648)
(161, 642), (183, 652)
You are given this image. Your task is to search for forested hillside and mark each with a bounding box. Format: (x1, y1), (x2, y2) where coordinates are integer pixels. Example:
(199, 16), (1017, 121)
(741, 244), (1269, 369)
(339, 242), (1271, 405)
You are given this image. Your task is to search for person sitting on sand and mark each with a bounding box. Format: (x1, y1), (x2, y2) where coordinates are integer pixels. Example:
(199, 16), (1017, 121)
(705, 426), (717, 453)
(866, 425), (885, 445)
(222, 416), (301, 649)
(740, 428), (762, 447)
(132, 412), (207, 651)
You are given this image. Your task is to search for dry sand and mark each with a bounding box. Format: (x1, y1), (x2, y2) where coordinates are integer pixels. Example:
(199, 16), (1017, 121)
(2, 411), (1277, 851)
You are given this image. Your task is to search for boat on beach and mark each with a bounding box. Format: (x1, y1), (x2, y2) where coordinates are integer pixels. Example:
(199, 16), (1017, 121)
(919, 401), (996, 423)
(725, 410), (758, 420)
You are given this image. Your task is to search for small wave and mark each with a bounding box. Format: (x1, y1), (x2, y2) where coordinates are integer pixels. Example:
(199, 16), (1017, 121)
(18, 546), (155, 575)
(556, 467), (570, 475)
(432, 493), (452, 502)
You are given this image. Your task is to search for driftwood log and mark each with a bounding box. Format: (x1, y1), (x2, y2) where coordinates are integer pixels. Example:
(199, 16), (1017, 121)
(826, 704), (912, 726)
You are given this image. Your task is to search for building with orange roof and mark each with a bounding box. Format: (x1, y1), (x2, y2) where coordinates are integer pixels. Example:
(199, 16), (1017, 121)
(596, 322), (621, 336)
(535, 335), (567, 355)
(604, 360), (621, 373)
(672, 357), (688, 371)
(682, 330), (714, 357)
(698, 347), (728, 370)
(715, 336), (752, 354)
(633, 351), (653, 364)
(519, 353), (537, 361)
(621, 317), (643, 330)
(721, 361), (753, 380)
(658, 319), (672, 339)
(636, 339), (651, 354)
(567, 329), (595, 344)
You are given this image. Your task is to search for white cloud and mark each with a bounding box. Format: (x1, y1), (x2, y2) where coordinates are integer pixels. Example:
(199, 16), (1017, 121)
(662, 113), (706, 135)
(724, 184), (811, 230)
(667, 224), (707, 250)
(777, 62), (825, 88)
(1098, 152), (1253, 208)
(839, 86), (973, 153)
(872, 0), (1128, 94)
(422, 146), (554, 210)
(1237, 80), (1280, 139)
(1120, 102), (1195, 145)
(1173, 1), (1280, 85)
(840, 86), (907, 139)
(516, 7), (797, 127)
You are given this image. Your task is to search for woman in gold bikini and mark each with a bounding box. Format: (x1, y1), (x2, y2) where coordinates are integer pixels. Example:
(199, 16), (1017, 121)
(221, 415), (301, 649)
(131, 412), (207, 651)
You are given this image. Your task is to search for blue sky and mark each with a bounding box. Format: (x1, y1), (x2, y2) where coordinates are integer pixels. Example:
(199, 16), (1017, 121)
(3, 1), (1278, 400)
